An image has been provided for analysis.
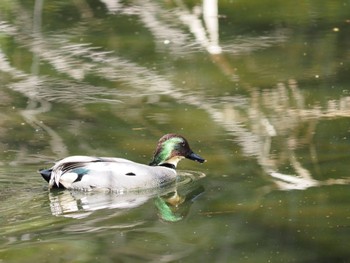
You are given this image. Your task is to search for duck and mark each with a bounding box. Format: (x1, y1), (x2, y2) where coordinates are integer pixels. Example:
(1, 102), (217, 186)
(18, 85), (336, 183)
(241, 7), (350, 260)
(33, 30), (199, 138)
(39, 134), (205, 192)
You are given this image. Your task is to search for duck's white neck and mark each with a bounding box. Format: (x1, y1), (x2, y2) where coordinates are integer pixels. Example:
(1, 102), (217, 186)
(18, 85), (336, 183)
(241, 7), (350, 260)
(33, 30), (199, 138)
(160, 156), (184, 168)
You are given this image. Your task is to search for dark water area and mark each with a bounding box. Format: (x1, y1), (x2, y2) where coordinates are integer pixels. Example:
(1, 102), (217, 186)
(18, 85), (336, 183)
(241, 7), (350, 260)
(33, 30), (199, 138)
(1, 0), (350, 262)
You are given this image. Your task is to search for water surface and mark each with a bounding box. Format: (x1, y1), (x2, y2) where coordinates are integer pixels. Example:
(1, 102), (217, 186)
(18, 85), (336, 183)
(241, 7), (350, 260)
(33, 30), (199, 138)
(1, 0), (350, 262)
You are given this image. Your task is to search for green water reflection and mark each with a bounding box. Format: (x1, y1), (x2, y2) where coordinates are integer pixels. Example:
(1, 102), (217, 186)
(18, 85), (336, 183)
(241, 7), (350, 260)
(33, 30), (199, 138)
(1, 0), (350, 262)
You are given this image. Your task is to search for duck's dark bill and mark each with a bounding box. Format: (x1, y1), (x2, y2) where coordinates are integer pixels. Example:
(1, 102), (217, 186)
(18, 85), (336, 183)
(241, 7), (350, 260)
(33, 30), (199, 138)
(187, 152), (206, 163)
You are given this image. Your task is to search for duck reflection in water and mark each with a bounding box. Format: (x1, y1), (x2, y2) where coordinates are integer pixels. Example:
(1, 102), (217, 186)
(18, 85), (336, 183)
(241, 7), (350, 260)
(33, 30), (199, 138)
(48, 172), (205, 222)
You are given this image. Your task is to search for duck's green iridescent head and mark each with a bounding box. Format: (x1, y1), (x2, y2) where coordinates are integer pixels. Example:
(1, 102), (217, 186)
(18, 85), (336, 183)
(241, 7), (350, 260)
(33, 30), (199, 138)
(149, 134), (205, 168)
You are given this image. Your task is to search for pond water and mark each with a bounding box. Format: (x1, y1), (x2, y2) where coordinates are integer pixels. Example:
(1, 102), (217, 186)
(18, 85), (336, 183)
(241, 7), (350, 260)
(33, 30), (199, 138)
(1, 0), (350, 262)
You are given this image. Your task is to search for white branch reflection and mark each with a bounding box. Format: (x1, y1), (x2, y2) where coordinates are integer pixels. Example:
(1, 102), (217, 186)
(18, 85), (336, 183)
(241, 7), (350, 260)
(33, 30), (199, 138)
(206, 81), (350, 190)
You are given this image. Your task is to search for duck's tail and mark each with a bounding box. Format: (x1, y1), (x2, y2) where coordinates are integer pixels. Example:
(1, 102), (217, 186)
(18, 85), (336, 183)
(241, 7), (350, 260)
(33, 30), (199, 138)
(39, 169), (52, 183)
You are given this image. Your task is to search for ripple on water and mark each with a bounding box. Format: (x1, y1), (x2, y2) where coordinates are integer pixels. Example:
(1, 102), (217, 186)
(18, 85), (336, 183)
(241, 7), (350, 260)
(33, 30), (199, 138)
(177, 169), (206, 185)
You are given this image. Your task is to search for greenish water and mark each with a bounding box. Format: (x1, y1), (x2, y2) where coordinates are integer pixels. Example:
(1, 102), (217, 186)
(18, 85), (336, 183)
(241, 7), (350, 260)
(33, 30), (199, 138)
(1, 0), (350, 262)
